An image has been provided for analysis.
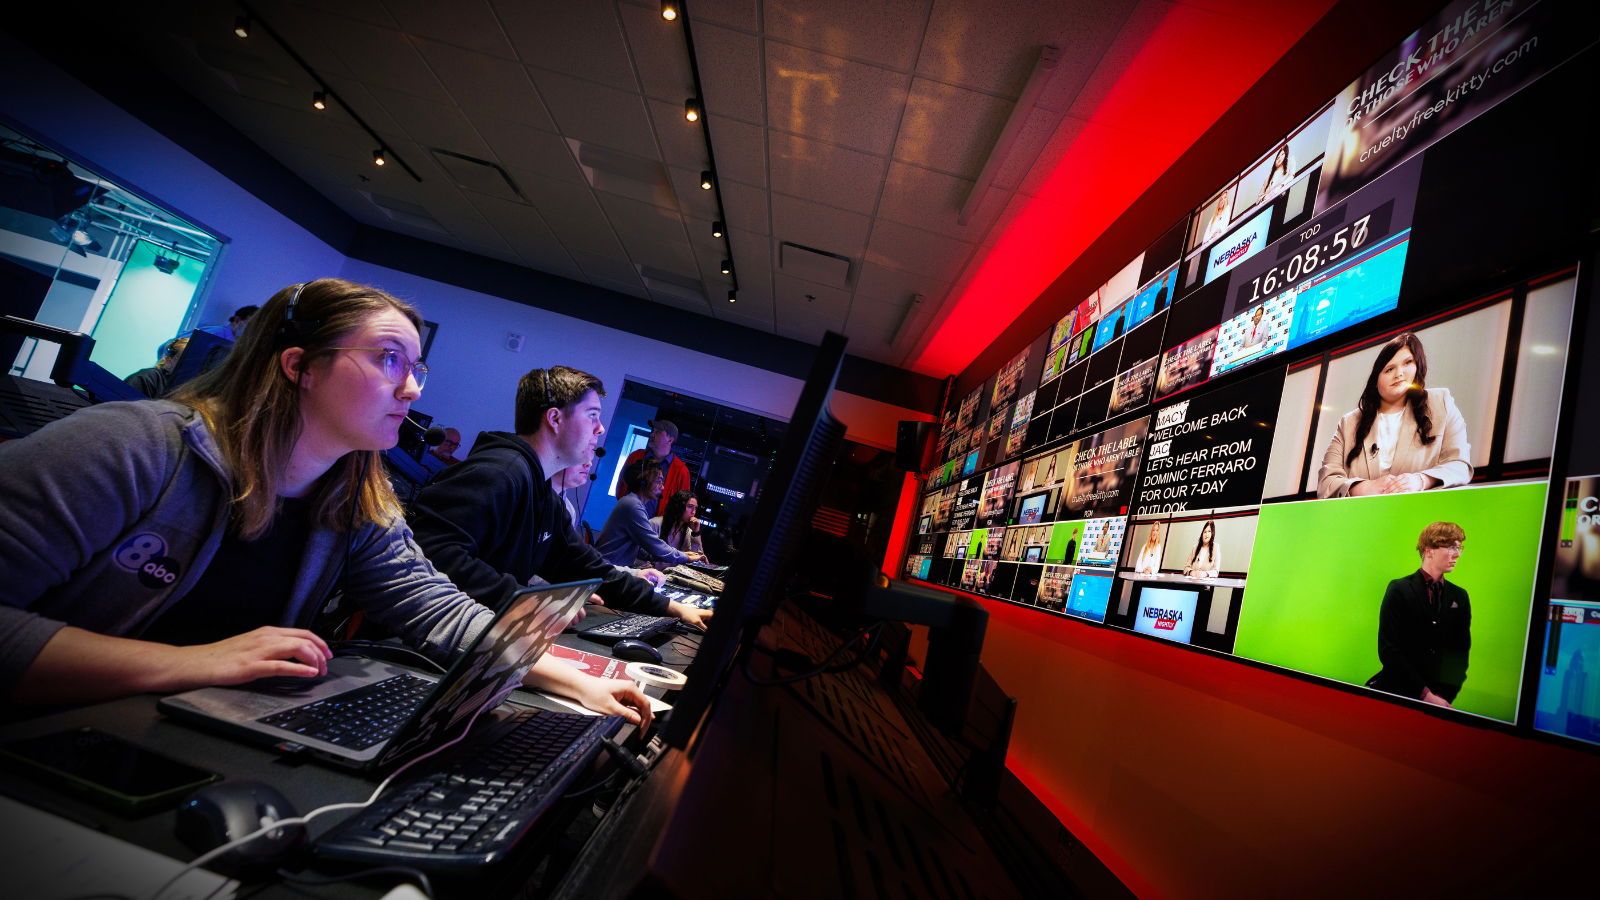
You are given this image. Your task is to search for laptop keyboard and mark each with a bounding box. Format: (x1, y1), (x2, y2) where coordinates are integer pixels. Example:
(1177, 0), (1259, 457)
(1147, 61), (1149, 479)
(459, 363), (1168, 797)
(581, 613), (674, 641)
(317, 709), (620, 868)
(256, 673), (433, 750)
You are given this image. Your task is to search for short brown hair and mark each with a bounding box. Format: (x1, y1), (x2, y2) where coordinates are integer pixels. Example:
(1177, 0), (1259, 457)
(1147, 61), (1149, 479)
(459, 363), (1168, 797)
(514, 365), (605, 434)
(1417, 522), (1465, 556)
(623, 459), (662, 493)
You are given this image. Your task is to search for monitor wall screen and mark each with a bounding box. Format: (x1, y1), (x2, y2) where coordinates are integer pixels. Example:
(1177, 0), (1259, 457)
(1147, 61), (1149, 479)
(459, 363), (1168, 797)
(1135, 587), (1199, 644)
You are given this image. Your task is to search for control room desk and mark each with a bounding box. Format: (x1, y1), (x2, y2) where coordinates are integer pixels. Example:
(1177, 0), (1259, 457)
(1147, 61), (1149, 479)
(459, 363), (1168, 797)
(0, 627), (700, 900)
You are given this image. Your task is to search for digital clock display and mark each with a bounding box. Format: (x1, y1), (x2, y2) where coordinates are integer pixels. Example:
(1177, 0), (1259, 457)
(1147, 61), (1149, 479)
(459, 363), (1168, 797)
(1237, 202), (1391, 309)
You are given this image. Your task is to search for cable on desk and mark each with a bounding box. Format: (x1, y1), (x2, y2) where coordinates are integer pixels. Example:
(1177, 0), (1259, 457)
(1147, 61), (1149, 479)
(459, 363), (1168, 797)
(741, 622), (884, 687)
(276, 865), (433, 899)
(329, 640), (447, 674)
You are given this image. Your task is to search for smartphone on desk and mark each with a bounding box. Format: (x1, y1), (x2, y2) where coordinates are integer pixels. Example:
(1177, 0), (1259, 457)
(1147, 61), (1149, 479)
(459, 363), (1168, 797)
(0, 727), (220, 814)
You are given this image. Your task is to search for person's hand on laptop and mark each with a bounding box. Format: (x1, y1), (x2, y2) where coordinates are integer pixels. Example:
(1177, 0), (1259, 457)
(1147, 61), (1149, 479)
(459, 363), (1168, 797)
(668, 600), (712, 630)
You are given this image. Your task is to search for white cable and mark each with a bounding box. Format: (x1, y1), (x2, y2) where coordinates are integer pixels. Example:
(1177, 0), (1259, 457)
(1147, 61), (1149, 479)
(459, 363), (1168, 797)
(148, 696), (505, 900)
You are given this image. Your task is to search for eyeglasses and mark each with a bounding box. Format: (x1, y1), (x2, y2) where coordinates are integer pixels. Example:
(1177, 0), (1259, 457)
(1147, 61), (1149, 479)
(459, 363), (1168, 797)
(328, 347), (429, 389)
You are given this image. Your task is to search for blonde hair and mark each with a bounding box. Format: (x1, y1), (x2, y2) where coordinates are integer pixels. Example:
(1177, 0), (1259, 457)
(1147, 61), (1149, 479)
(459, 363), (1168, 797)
(171, 278), (421, 540)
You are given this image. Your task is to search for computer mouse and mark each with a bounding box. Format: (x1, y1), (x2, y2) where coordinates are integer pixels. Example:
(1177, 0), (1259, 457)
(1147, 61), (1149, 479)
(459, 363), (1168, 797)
(611, 639), (664, 664)
(176, 781), (305, 869)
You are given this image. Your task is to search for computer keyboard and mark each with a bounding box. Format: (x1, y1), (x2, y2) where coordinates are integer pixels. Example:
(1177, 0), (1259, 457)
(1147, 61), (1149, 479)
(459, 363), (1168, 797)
(257, 673), (434, 750)
(579, 613), (675, 641)
(316, 709), (621, 868)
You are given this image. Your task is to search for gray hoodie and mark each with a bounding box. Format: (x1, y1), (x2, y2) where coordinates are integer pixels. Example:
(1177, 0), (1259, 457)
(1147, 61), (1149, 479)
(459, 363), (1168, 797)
(0, 400), (493, 700)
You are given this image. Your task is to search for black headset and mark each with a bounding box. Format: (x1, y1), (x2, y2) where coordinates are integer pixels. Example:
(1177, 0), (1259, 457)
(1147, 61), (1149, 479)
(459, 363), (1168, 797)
(542, 368), (555, 410)
(276, 282), (320, 344)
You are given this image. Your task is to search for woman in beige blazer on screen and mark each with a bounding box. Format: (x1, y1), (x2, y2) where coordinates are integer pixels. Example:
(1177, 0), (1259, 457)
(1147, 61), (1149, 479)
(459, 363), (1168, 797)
(1318, 332), (1472, 499)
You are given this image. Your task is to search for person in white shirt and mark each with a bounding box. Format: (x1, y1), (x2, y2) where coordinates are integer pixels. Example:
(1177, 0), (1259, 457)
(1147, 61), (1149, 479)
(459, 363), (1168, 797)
(1183, 521), (1222, 579)
(1135, 522), (1165, 575)
(1202, 189), (1234, 244)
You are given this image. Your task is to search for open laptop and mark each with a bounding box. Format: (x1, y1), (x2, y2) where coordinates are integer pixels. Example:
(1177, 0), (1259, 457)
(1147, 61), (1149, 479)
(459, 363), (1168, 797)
(158, 580), (597, 771)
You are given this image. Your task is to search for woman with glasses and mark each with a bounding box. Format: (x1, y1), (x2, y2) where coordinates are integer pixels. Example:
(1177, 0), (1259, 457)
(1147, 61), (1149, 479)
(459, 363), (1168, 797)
(0, 278), (652, 728)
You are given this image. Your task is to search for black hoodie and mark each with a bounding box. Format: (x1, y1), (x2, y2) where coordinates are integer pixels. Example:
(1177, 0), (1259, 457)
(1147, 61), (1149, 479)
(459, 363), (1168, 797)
(409, 431), (667, 615)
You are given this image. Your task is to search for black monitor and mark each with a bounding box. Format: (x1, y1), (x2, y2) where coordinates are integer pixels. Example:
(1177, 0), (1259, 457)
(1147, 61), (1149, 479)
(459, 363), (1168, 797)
(662, 331), (850, 747)
(167, 328), (233, 391)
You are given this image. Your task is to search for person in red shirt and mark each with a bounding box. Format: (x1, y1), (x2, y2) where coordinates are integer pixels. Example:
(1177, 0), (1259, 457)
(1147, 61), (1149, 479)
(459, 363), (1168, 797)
(617, 418), (690, 517)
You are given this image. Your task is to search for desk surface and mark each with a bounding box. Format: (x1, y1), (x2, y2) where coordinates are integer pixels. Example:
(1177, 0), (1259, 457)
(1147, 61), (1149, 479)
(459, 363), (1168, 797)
(0, 625), (700, 900)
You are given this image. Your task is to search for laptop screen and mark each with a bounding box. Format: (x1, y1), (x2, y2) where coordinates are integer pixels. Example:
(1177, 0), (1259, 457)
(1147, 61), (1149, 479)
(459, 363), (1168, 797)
(376, 580), (595, 769)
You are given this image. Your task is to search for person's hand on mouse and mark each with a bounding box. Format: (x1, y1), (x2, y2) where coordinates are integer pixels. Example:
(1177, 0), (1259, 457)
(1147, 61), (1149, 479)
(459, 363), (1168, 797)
(668, 600), (712, 630)
(187, 626), (333, 684)
(571, 677), (654, 731)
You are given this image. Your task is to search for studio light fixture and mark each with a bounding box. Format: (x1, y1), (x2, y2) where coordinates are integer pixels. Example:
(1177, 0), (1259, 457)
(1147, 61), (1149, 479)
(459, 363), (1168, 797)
(373, 149), (386, 166)
(312, 91), (326, 110)
(684, 98), (702, 122)
(700, 171), (713, 190)
(50, 213), (102, 256)
(234, 15), (251, 38)
(728, 289), (737, 302)
(661, 1), (679, 21)
(711, 220), (724, 238)
(720, 259), (732, 275)
(153, 253), (180, 274)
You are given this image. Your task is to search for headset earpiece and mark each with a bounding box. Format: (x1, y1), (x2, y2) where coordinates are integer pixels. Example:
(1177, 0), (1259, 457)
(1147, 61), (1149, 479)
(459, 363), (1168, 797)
(276, 282), (320, 344)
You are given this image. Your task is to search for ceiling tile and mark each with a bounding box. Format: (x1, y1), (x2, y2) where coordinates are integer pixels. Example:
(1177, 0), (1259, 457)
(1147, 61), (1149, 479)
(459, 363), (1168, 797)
(506, 233), (585, 280)
(288, 0), (397, 29)
(493, 0), (639, 91)
(292, 8), (453, 103)
(506, 167), (609, 225)
(843, 295), (913, 347)
(473, 117), (584, 182)
(1016, 115), (1088, 197)
(596, 192), (687, 241)
(853, 260), (950, 308)
(893, 78), (1013, 179)
(459, 238), (523, 265)
(469, 192), (556, 239)
(763, 0), (926, 70)
(689, 22), (764, 122)
(717, 307), (776, 331)
(647, 99), (711, 171)
(617, 231), (699, 276)
(1062, 0), (1177, 128)
(727, 226), (774, 274)
(774, 272), (852, 320)
(648, 290), (715, 316)
(543, 212), (629, 258)
(718, 179), (769, 236)
(769, 192), (870, 256)
(589, 275), (650, 299)
(990, 105), (1061, 191)
(365, 86), (493, 157)
(409, 38), (557, 131)
(875, 161), (1002, 241)
(916, 0), (1130, 97)
(765, 42), (908, 156)
(775, 305), (849, 344)
(384, 0), (517, 58)
(619, 2), (697, 102)
(528, 68), (661, 160)
(237, 96), (364, 156)
(666, 167), (721, 221)
(705, 115), (766, 188)
(864, 219), (973, 282)
(314, 74), (407, 135)
(689, 0), (759, 31)
(768, 133), (884, 216)
(247, 0), (354, 75)
(568, 249), (644, 286)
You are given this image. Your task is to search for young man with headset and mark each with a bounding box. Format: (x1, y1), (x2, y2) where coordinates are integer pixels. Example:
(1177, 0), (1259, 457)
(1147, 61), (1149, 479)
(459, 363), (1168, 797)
(408, 366), (712, 628)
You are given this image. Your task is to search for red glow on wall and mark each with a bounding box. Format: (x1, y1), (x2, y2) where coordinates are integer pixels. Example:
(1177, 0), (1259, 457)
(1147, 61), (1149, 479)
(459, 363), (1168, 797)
(914, 1), (1337, 377)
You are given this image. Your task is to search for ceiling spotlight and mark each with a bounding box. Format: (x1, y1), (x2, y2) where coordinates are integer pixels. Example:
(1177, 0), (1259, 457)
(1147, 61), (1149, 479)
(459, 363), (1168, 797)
(712, 220), (724, 238)
(720, 259), (732, 275)
(728, 289), (737, 302)
(699, 170), (713, 190)
(234, 15), (251, 38)
(684, 98), (702, 122)
(312, 91), (327, 110)
(661, 1), (679, 21)
(373, 149), (386, 166)
(153, 253), (180, 274)
(50, 213), (101, 256)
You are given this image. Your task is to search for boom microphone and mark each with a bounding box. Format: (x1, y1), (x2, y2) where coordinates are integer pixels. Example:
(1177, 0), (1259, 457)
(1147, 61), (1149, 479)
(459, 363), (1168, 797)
(424, 425), (447, 447)
(593, 446), (607, 457)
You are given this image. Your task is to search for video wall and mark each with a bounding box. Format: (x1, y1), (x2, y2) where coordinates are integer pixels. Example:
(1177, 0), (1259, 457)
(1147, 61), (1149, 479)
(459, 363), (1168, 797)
(903, 0), (1600, 744)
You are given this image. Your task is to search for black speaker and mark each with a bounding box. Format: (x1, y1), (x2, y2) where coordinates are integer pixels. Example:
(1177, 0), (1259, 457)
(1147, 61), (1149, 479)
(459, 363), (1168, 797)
(895, 420), (932, 471)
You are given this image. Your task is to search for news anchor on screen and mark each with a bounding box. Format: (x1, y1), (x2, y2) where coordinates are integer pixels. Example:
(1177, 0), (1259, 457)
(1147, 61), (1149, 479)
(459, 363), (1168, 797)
(1182, 521), (1222, 579)
(1317, 333), (1472, 499)
(1135, 522), (1165, 575)
(1366, 523), (1471, 708)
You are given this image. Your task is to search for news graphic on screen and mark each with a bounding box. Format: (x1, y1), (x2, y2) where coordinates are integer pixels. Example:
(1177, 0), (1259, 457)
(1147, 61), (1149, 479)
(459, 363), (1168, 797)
(1109, 357), (1159, 418)
(1284, 231), (1409, 352)
(1127, 266), (1178, 327)
(1236, 482), (1548, 723)
(1063, 417), (1151, 518)
(1037, 565), (1074, 611)
(1135, 369), (1283, 516)
(1536, 603), (1600, 747)
(1134, 587), (1199, 644)
(1047, 520), (1085, 565)
(1210, 293), (1294, 377)
(1000, 525), (1026, 561)
(1094, 299), (1132, 352)
(1018, 492), (1048, 525)
(1076, 516), (1127, 568)
(1050, 310), (1078, 350)
(978, 461), (1021, 527)
(1007, 392), (1035, 457)
(1315, 0), (1556, 210)
(1066, 570), (1116, 623)
(956, 388), (981, 431)
(1155, 328), (1218, 400)
(1204, 206), (1273, 285)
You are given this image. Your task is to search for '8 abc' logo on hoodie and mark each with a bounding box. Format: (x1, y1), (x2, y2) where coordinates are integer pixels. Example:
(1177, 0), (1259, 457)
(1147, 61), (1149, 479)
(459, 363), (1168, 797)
(114, 532), (183, 589)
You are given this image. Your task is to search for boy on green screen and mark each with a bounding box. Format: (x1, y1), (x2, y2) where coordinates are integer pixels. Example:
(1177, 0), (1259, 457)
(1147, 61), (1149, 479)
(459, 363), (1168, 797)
(1366, 522), (1471, 708)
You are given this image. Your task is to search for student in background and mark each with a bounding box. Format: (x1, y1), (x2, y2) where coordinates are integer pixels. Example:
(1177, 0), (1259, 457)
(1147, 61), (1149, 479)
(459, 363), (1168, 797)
(0, 280), (649, 725)
(124, 336), (189, 398)
(196, 305), (260, 343)
(1318, 332), (1471, 499)
(598, 461), (705, 573)
(617, 419), (690, 517)
(651, 490), (704, 564)
(1183, 520), (1222, 579)
(1367, 522), (1471, 708)
(428, 427), (462, 466)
